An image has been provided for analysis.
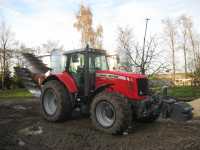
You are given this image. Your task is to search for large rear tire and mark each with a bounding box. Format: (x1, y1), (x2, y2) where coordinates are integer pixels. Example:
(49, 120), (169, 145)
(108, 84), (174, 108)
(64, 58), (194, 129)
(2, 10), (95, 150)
(90, 92), (131, 134)
(40, 80), (73, 122)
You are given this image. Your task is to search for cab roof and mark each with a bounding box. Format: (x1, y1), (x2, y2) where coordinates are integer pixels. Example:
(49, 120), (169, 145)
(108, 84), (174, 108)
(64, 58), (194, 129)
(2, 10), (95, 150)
(63, 48), (106, 55)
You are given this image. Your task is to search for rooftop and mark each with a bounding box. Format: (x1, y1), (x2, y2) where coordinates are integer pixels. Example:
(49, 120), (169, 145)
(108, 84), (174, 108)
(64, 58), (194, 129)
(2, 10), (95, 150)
(63, 48), (106, 55)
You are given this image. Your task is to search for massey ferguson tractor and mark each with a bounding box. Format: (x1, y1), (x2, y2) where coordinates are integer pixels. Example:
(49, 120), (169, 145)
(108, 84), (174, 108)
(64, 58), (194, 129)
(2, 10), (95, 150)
(16, 46), (193, 135)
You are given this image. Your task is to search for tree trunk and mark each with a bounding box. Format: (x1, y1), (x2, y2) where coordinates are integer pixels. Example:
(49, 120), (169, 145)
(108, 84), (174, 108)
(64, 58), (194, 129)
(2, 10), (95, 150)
(172, 49), (176, 82)
(1, 45), (6, 89)
(171, 38), (176, 82)
(189, 29), (197, 70)
(183, 45), (187, 78)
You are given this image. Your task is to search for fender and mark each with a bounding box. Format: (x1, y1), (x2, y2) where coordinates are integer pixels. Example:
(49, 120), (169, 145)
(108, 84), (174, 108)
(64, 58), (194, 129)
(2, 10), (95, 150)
(93, 83), (113, 96)
(42, 72), (78, 93)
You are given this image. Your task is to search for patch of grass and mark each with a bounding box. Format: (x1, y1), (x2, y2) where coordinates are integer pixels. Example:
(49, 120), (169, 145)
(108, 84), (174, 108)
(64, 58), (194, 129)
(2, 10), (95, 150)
(0, 88), (33, 99)
(168, 86), (200, 98)
(151, 86), (200, 101)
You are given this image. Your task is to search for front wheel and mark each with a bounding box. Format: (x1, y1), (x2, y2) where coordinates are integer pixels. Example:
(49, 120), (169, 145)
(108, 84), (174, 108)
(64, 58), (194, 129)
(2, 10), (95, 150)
(40, 80), (73, 122)
(90, 92), (131, 134)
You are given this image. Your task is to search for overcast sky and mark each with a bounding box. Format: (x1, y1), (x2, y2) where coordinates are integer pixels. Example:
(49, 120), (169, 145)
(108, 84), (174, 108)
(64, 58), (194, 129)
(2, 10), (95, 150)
(0, 0), (200, 53)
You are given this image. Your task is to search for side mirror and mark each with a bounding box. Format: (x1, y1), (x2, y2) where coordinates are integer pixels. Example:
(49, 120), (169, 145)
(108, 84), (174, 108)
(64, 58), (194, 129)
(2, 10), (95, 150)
(72, 54), (79, 63)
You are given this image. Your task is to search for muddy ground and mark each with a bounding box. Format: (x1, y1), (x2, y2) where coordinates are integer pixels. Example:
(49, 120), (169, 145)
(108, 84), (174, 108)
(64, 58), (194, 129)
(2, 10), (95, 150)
(0, 99), (200, 150)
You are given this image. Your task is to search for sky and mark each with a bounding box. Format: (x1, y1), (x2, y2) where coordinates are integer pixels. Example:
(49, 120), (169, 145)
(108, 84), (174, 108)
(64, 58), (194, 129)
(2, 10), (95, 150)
(0, 0), (200, 71)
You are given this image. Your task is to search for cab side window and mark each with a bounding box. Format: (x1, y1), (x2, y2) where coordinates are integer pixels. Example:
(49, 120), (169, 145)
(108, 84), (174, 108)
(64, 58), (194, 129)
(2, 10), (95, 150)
(69, 54), (84, 74)
(95, 55), (108, 70)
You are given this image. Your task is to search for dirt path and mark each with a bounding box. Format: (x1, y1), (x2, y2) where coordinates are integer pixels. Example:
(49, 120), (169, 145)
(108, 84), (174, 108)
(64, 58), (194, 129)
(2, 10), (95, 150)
(189, 98), (200, 117)
(0, 99), (200, 150)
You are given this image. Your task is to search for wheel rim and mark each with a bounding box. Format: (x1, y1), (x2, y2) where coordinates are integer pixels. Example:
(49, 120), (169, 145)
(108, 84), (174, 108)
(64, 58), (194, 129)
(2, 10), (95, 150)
(96, 101), (115, 127)
(43, 89), (57, 115)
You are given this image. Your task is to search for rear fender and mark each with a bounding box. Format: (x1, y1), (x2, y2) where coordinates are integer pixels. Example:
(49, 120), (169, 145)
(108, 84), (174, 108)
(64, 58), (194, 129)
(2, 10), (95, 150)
(42, 72), (78, 93)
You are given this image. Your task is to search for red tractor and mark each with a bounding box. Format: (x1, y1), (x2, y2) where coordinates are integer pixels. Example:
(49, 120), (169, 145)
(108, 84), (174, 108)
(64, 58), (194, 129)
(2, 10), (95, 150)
(40, 46), (192, 134)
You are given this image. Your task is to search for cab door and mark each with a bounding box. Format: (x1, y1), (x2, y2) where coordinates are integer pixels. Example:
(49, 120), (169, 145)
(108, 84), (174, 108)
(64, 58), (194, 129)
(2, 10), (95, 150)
(67, 52), (96, 97)
(84, 51), (96, 97)
(68, 53), (85, 95)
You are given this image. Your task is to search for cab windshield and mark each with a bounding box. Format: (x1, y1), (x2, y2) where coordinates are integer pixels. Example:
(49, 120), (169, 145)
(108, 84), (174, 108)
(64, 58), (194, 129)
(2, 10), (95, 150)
(94, 55), (109, 70)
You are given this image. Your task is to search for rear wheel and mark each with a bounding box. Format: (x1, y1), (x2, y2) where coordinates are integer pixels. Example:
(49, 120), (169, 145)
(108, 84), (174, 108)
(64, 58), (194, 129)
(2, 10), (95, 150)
(90, 92), (131, 134)
(40, 80), (73, 122)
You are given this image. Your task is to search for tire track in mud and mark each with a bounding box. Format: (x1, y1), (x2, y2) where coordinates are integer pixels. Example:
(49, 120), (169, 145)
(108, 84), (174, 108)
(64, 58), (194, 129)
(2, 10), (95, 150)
(0, 100), (200, 150)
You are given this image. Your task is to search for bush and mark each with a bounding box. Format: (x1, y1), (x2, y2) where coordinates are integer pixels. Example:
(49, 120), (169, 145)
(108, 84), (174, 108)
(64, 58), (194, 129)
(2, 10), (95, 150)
(12, 73), (24, 89)
(0, 72), (12, 89)
(0, 69), (25, 90)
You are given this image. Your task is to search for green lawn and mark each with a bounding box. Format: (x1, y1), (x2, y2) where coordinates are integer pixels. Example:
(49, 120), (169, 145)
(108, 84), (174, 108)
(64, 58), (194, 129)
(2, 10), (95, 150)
(151, 86), (200, 101)
(0, 89), (33, 99)
(0, 86), (199, 101)
(168, 86), (200, 100)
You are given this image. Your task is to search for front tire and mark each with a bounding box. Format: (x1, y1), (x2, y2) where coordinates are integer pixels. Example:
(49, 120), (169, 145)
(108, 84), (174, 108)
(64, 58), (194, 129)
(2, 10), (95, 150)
(90, 92), (131, 134)
(40, 80), (73, 122)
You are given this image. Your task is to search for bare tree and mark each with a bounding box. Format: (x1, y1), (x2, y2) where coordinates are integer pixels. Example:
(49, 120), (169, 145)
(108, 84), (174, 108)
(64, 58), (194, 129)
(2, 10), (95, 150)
(177, 15), (190, 78)
(117, 26), (167, 75)
(74, 4), (103, 49)
(41, 40), (63, 54)
(117, 27), (134, 72)
(13, 43), (35, 67)
(186, 16), (199, 71)
(0, 20), (15, 89)
(178, 15), (200, 77)
(162, 18), (177, 82)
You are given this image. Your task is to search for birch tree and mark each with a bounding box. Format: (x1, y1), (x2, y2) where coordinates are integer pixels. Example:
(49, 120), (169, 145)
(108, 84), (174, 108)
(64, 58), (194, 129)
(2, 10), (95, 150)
(74, 4), (103, 49)
(178, 15), (189, 77)
(162, 18), (177, 82)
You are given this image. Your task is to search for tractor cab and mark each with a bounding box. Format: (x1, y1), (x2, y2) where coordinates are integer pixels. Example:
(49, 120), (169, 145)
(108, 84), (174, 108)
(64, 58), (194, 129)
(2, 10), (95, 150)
(61, 47), (109, 97)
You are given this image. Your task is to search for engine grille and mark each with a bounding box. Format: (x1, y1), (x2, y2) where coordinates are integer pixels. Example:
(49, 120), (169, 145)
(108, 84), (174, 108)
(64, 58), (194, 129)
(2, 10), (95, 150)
(137, 78), (149, 96)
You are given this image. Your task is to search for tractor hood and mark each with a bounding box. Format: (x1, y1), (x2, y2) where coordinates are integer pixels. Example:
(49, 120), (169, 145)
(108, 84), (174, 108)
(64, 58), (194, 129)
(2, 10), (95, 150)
(96, 70), (146, 79)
